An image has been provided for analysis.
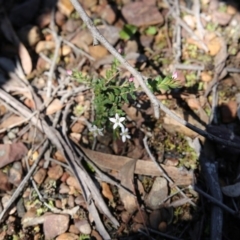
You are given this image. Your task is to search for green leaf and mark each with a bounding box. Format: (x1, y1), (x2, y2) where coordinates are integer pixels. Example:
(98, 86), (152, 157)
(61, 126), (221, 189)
(108, 92), (115, 102)
(147, 78), (158, 92)
(155, 75), (163, 82)
(130, 92), (137, 100)
(145, 26), (157, 35)
(113, 88), (120, 95)
(122, 93), (128, 103)
(119, 24), (138, 40)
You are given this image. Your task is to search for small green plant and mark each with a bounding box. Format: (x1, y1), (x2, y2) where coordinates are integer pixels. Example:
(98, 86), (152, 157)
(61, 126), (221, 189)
(186, 72), (197, 87)
(119, 24), (138, 40)
(73, 59), (136, 130)
(72, 60), (181, 141)
(36, 204), (48, 216)
(145, 26), (157, 35)
(186, 44), (198, 58)
(206, 22), (218, 32)
(73, 104), (85, 116)
(147, 72), (182, 93)
(70, 11), (80, 20)
(79, 234), (90, 240)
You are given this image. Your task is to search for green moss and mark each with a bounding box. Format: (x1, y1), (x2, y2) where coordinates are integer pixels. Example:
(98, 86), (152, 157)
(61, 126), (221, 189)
(152, 127), (198, 170)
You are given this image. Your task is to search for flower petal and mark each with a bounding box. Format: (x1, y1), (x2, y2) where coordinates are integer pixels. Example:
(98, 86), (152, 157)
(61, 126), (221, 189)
(109, 117), (116, 123)
(119, 123), (124, 129)
(122, 135), (126, 142)
(119, 117), (125, 122)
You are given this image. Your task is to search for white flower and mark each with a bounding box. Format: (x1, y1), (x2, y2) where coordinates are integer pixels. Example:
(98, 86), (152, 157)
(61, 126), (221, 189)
(109, 113), (125, 129)
(89, 125), (104, 137)
(120, 127), (131, 142)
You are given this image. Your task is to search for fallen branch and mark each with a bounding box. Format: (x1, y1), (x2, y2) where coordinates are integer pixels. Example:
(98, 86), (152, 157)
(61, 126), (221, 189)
(199, 139), (223, 240)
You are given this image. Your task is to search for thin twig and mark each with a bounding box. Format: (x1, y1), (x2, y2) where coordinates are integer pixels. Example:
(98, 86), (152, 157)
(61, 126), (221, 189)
(46, 10), (62, 99)
(45, 28), (95, 61)
(174, 63), (205, 71)
(62, 37), (95, 61)
(225, 67), (240, 73)
(173, 0), (182, 63)
(157, 100), (240, 149)
(0, 111), (37, 133)
(61, 102), (119, 236)
(143, 136), (195, 206)
(0, 140), (48, 222)
(30, 171), (79, 216)
(194, 185), (238, 217)
(209, 84), (219, 124)
(193, 0), (205, 39)
(164, 0), (208, 52)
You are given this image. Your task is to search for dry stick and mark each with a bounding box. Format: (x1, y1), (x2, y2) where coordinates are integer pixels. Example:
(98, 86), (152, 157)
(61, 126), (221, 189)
(29, 168), (80, 216)
(164, 0), (208, 52)
(193, 0), (205, 39)
(199, 138), (223, 240)
(175, 64), (240, 73)
(205, 40), (228, 98)
(225, 67), (240, 73)
(161, 186), (191, 206)
(46, 10), (61, 99)
(194, 185), (238, 217)
(47, 157), (71, 170)
(62, 37), (95, 61)
(61, 103), (118, 237)
(143, 136), (195, 206)
(24, 118), (68, 214)
(45, 28), (95, 61)
(0, 139), (48, 222)
(158, 100), (240, 149)
(209, 84), (218, 124)
(0, 97), (20, 116)
(173, 0), (182, 63)
(175, 64), (205, 71)
(70, 0), (160, 119)
(0, 111), (37, 133)
(55, 129), (113, 239)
